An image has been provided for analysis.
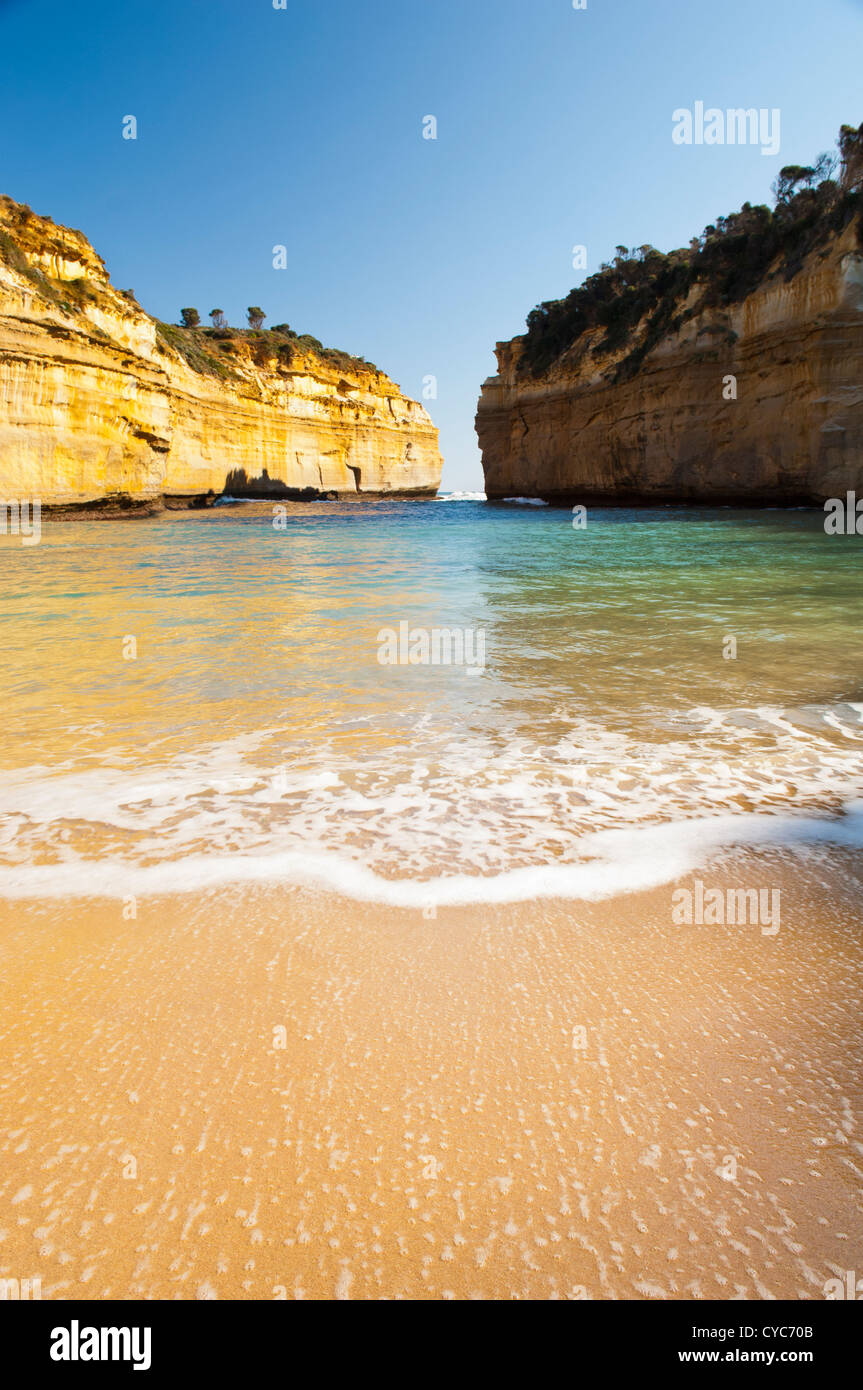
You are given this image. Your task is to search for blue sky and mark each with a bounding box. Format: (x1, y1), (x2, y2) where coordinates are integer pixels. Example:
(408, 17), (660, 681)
(1, 0), (862, 489)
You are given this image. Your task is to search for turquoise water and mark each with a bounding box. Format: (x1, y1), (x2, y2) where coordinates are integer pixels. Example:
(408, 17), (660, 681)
(1, 498), (862, 900)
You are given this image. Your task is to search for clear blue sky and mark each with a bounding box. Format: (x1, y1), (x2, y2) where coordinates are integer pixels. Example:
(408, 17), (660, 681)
(2, 0), (862, 489)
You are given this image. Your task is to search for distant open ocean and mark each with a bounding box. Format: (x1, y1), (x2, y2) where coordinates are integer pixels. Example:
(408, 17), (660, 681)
(1, 498), (862, 905)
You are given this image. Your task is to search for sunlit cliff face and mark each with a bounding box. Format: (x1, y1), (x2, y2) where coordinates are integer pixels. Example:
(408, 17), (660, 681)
(477, 222), (863, 505)
(0, 196), (443, 507)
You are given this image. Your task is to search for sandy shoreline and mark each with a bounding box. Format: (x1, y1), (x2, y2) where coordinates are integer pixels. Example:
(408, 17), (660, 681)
(1, 847), (861, 1301)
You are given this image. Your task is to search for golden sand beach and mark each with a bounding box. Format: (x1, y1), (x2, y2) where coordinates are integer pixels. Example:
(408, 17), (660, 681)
(1, 850), (860, 1301)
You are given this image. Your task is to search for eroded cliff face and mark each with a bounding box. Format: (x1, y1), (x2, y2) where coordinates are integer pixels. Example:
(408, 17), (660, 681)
(477, 223), (863, 504)
(0, 197), (442, 507)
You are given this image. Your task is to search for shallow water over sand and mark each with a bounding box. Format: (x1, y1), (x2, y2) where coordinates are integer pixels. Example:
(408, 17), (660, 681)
(1, 501), (862, 1300)
(1, 500), (862, 900)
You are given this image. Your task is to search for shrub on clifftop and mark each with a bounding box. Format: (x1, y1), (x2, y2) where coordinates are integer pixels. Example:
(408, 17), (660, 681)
(518, 120), (863, 381)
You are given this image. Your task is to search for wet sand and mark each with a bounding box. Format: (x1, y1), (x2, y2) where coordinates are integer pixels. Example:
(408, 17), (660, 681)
(1, 848), (861, 1301)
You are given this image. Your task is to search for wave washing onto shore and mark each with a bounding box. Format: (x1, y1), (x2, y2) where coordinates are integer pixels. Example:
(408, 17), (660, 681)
(2, 500), (861, 906)
(1, 700), (862, 903)
(0, 800), (862, 905)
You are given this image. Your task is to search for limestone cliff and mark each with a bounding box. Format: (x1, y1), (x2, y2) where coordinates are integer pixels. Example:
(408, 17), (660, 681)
(477, 174), (863, 505)
(0, 196), (442, 507)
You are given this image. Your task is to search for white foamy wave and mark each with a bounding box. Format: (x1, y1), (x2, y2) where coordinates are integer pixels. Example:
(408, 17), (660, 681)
(436, 491), (487, 502)
(2, 704), (863, 901)
(1, 804), (862, 904)
(500, 497), (549, 506)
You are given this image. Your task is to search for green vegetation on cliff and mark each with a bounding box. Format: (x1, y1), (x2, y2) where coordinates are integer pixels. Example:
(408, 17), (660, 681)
(519, 122), (863, 383)
(156, 320), (379, 381)
(0, 196), (380, 384)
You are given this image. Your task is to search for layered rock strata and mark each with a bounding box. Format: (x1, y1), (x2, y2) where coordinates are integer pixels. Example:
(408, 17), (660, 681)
(477, 220), (863, 504)
(0, 197), (442, 508)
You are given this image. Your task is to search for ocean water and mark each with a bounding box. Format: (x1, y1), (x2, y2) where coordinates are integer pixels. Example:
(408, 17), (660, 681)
(1, 498), (862, 904)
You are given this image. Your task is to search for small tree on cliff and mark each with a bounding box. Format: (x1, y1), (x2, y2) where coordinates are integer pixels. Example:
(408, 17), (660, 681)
(772, 165), (816, 204)
(209, 308), (227, 329)
(180, 307), (200, 329)
(813, 151), (838, 185)
(839, 122), (863, 190)
(247, 306), (266, 330)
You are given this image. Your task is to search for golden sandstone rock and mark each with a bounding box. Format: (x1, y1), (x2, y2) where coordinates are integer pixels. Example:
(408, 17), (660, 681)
(476, 222), (863, 505)
(0, 197), (442, 509)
